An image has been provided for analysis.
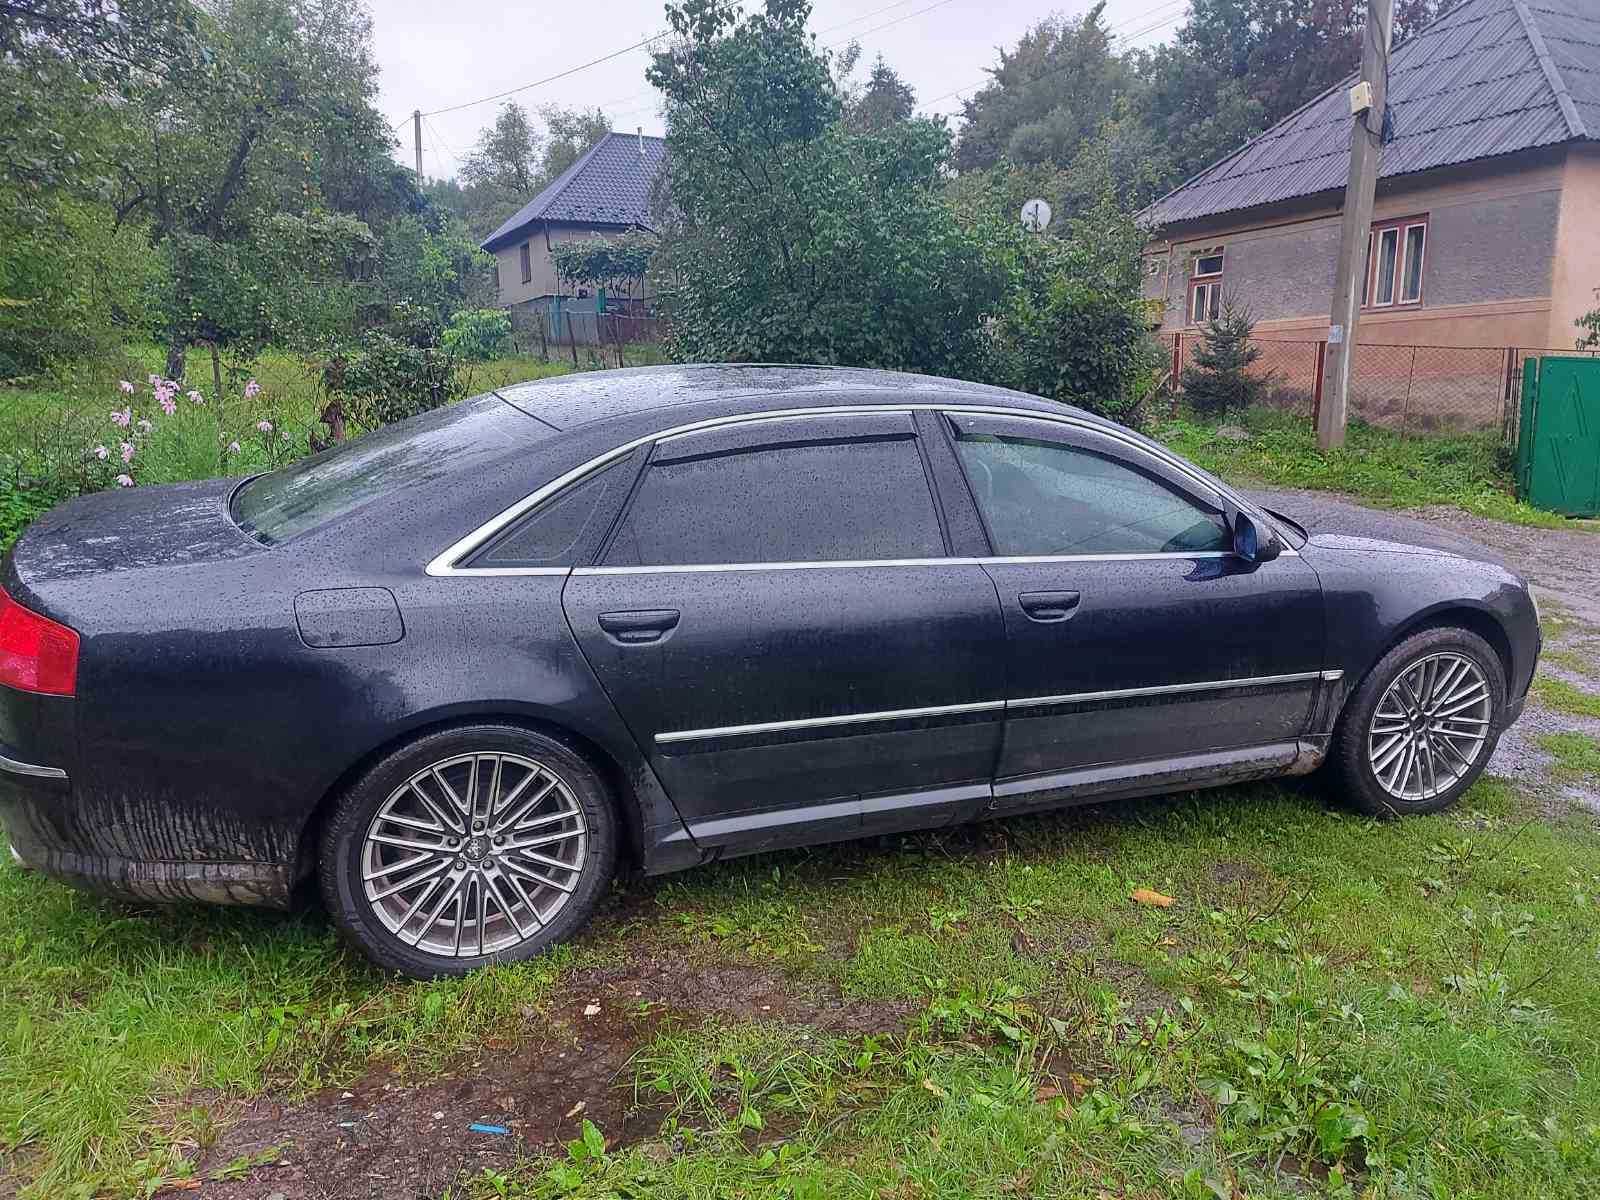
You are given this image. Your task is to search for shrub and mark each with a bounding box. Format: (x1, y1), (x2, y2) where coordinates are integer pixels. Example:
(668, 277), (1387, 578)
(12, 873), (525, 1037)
(441, 308), (513, 362)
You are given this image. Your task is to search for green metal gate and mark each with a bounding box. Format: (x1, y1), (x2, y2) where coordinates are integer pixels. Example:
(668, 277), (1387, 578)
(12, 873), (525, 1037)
(1516, 355), (1600, 517)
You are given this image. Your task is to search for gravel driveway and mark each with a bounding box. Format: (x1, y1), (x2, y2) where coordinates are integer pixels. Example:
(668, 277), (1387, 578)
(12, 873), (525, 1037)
(1246, 487), (1600, 813)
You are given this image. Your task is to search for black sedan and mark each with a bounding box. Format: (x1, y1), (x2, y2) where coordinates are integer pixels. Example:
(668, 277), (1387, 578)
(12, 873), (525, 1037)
(0, 366), (1539, 977)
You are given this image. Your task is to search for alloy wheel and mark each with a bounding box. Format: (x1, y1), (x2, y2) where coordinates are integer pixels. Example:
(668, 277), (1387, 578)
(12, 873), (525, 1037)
(360, 751), (588, 957)
(1366, 651), (1492, 802)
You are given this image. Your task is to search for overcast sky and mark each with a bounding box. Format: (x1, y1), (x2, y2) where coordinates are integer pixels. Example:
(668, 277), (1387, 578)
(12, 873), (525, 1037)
(372, 0), (1190, 180)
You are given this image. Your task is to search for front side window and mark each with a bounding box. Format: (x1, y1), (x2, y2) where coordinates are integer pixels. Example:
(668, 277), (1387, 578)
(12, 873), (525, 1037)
(953, 428), (1230, 556)
(519, 242), (532, 283)
(1190, 280), (1222, 325)
(603, 424), (944, 567)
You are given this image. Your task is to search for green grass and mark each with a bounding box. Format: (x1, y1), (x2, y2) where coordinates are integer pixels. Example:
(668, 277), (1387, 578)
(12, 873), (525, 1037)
(7, 778), (1600, 1197)
(1157, 407), (1599, 530)
(1533, 677), (1600, 719)
(1539, 733), (1600, 783)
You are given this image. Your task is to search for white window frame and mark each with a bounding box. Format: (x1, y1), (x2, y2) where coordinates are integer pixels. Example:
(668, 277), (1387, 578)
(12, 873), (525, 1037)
(1364, 216), (1427, 310)
(1191, 251), (1224, 279)
(1189, 280), (1222, 325)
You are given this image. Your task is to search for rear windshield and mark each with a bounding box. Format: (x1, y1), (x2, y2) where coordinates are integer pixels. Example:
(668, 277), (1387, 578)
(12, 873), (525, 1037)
(231, 395), (547, 544)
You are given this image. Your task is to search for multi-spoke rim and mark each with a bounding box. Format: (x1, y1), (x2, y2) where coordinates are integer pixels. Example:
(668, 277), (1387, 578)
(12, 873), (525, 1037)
(361, 752), (587, 957)
(1367, 651), (1492, 803)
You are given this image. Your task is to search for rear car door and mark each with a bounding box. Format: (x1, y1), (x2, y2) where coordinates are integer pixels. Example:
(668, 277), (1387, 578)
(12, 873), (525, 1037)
(561, 411), (1007, 854)
(937, 412), (1327, 807)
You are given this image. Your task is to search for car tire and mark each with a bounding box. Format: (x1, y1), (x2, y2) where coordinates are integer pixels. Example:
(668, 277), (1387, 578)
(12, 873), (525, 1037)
(319, 723), (618, 978)
(1332, 626), (1505, 817)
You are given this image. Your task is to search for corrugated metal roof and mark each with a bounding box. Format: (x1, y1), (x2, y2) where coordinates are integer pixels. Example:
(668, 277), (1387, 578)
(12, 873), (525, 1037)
(1142, 0), (1598, 228)
(481, 132), (667, 252)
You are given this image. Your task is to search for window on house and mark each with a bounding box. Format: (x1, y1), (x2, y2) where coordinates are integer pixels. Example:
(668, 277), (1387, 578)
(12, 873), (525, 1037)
(1189, 280), (1222, 325)
(492, 262), (500, 292)
(1188, 248), (1224, 325)
(1364, 216), (1426, 308)
(519, 242), (532, 284)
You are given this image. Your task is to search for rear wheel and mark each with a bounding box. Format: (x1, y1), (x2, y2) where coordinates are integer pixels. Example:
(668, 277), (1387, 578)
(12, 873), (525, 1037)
(319, 724), (617, 978)
(1333, 626), (1504, 816)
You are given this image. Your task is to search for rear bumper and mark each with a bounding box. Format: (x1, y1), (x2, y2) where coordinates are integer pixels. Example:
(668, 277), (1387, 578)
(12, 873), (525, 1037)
(1, 757), (293, 908)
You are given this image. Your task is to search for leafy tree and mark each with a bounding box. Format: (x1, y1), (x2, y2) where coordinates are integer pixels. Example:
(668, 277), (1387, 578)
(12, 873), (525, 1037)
(954, 3), (1130, 174)
(536, 104), (612, 184)
(1179, 294), (1267, 416)
(460, 101), (541, 195)
(647, 0), (1007, 375)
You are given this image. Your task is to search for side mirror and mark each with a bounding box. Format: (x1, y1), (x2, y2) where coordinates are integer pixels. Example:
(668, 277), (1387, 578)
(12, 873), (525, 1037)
(1230, 510), (1282, 564)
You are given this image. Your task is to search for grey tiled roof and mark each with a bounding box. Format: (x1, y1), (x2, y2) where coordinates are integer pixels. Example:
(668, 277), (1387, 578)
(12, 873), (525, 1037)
(1142, 0), (1598, 228)
(481, 132), (667, 251)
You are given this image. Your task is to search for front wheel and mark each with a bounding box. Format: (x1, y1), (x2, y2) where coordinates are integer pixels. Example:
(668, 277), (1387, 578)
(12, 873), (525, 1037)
(1332, 627), (1505, 817)
(319, 724), (618, 978)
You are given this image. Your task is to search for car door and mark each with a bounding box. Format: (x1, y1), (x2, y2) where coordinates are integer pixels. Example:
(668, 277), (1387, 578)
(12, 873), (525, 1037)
(936, 412), (1327, 806)
(561, 411), (1007, 854)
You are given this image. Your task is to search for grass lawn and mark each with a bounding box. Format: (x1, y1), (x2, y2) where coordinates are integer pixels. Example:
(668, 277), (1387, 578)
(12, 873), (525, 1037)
(3, 774), (1600, 1197)
(1157, 407), (1597, 531)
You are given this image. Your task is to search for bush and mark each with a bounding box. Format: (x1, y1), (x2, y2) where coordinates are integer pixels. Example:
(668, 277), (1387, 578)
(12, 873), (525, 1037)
(441, 308), (513, 361)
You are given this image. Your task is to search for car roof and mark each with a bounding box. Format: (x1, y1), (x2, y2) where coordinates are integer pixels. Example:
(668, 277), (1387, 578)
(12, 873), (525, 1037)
(491, 364), (1093, 436)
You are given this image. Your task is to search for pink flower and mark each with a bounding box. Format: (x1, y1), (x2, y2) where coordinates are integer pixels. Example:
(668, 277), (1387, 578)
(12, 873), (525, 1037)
(115, 474), (134, 487)
(187, 390), (204, 405)
(226, 440), (240, 454)
(120, 442), (135, 463)
(110, 408), (131, 427)
(243, 379), (261, 399)
(256, 420), (273, 434)
(147, 374), (160, 385)
(93, 445), (109, 461)
(280, 431), (291, 442)
(160, 397), (177, 415)
(136, 419), (152, 433)
(118, 380), (135, 395)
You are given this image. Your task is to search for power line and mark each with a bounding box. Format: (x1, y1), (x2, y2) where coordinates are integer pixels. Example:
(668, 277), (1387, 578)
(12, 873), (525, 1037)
(418, 29), (673, 119)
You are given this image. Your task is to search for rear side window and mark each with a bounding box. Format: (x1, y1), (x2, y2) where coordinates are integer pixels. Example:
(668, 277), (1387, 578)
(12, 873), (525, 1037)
(953, 429), (1229, 556)
(470, 454), (636, 567)
(603, 425), (944, 566)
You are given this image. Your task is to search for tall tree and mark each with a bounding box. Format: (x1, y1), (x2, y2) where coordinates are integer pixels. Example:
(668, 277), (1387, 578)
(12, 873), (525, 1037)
(535, 103), (611, 184)
(954, 3), (1129, 173)
(844, 52), (916, 132)
(647, 0), (1007, 375)
(460, 101), (540, 194)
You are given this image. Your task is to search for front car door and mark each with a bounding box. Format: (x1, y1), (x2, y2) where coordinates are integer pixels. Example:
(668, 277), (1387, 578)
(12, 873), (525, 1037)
(561, 411), (1007, 854)
(936, 412), (1329, 810)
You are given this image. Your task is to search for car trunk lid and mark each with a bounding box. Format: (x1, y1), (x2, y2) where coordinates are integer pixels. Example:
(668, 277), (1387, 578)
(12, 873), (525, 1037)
(5, 477), (264, 595)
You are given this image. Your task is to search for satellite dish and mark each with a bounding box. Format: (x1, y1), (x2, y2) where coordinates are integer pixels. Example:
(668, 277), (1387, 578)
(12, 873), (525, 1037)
(1020, 198), (1052, 232)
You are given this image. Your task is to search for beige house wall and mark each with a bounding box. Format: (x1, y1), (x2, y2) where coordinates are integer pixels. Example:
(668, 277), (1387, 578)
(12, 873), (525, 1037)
(491, 223), (654, 308)
(1142, 152), (1570, 349)
(1547, 144), (1600, 349)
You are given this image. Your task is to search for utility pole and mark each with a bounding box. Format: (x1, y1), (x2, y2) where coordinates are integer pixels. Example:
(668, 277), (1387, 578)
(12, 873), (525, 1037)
(1317, 0), (1394, 450)
(412, 109), (424, 180)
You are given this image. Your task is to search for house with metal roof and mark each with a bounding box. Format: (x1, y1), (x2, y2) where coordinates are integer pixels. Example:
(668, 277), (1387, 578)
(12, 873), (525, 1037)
(481, 131), (666, 318)
(1140, 0), (1599, 352)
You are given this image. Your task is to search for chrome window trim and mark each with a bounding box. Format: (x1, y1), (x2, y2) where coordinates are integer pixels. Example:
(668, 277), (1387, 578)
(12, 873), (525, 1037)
(569, 548), (1303, 577)
(655, 669), (1328, 745)
(0, 751), (68, 780)
(426, 403), (1275, 577)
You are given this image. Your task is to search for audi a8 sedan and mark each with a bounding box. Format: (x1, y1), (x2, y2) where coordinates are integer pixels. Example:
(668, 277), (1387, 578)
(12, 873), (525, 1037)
(1, 366), (1538, 977)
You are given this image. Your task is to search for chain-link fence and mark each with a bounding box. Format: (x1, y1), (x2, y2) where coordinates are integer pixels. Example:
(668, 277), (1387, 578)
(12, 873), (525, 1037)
(1168, 332), (1600, 442)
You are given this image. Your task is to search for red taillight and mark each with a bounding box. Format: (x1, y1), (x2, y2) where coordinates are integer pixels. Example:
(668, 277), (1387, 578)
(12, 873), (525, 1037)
(0, 587), (79, 696)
